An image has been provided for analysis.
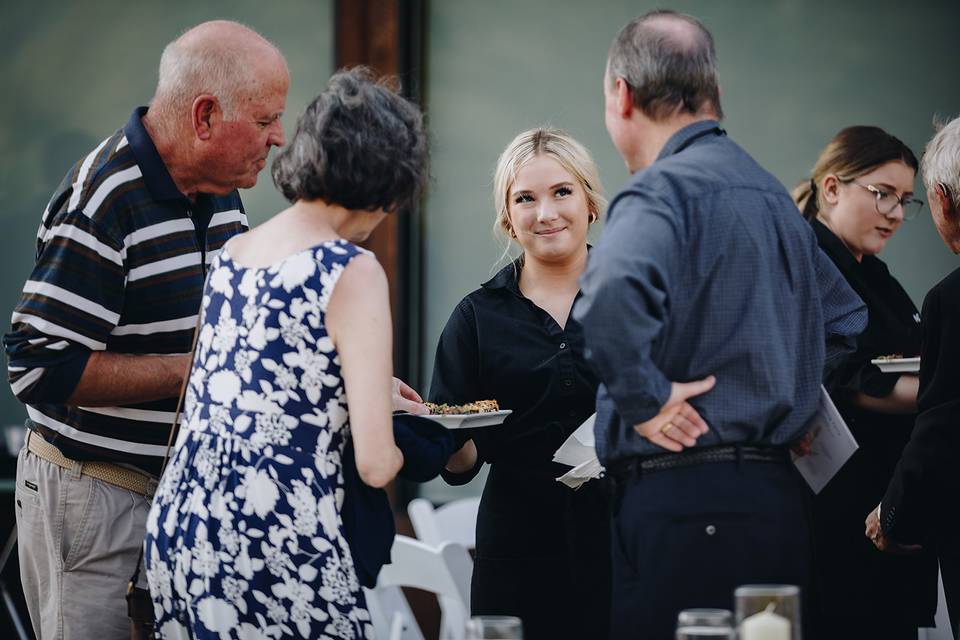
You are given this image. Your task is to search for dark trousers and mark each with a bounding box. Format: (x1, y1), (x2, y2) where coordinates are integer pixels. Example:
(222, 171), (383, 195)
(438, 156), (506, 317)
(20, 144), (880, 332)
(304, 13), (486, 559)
(609, 458), (811, 640)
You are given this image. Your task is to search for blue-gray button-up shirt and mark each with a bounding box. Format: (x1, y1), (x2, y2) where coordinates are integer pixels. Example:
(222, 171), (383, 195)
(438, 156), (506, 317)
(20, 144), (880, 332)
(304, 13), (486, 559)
(573, 120), (867, 467)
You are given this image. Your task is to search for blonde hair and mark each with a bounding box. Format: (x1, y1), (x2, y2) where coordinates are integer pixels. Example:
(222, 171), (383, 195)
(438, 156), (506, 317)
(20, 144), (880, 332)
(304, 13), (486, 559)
(492, 128), (605, 260)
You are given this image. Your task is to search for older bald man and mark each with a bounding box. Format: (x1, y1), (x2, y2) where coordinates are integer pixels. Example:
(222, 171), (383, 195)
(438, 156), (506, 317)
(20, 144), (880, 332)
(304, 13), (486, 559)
(3, 21), (288, 639)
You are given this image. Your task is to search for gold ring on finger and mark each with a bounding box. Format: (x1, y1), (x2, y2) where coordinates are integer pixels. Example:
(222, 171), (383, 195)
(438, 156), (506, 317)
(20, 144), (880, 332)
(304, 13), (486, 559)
(660, 422), (675, 435)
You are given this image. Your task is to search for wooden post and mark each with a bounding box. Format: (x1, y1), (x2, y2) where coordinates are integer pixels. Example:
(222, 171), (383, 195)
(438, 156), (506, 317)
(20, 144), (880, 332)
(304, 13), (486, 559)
(335, 0), (419, 383)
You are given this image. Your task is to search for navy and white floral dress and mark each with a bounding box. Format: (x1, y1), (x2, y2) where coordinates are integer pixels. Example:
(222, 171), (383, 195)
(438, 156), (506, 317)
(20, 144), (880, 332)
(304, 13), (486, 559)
(144, 239), (373, 640)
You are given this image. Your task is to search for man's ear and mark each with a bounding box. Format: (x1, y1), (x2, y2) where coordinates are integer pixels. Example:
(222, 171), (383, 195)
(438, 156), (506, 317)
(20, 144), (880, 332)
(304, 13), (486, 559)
(936, 183), (955, 219)
(192, 94), (218, 141)
(615, 77), (633, 118)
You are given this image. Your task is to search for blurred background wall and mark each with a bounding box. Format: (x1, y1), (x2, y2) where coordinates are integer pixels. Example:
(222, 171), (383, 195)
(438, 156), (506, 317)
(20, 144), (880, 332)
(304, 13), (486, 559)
(1, 0), (958, 507)
(418, 0), (960, 500)
(0, 0), (334, 429)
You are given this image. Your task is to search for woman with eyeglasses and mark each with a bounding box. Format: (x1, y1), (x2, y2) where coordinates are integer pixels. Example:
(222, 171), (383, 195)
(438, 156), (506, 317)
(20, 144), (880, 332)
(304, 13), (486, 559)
(793, 126), (938, 639)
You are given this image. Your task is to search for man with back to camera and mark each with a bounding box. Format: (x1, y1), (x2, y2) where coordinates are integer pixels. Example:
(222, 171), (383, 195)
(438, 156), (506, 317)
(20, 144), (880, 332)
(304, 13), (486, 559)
(573, 10), (868, 638)
(3, 20), (288, 638)
(866, 115), (960, 638)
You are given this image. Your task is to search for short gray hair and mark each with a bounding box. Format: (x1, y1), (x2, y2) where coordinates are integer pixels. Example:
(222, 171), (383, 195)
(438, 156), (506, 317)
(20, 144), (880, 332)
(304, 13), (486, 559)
(271, 67), (428, 213)
(154, 22), (281, 118)
(922, 116), (960, 198)
(607, 10), (722, 121)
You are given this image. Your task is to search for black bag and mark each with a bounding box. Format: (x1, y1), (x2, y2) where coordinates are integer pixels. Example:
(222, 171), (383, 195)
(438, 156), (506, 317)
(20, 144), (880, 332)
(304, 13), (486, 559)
(126, 581), (156, 640)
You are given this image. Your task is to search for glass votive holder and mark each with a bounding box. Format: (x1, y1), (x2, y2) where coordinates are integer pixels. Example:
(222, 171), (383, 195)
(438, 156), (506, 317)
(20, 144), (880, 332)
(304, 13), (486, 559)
(734, 584), (801, 640)
(677, 609), (734, 627)
(676, 608), (735, 639)
(676, 626), (736, 639)
(465, 615), (523, 640)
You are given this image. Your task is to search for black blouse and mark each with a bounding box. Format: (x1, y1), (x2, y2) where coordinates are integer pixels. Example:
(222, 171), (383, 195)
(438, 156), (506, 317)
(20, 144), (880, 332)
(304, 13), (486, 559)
(429, 260), (610, 640)
(429, 260), (599, 479)
(811, 219), (937, 626)
(814, 219), (921, 412)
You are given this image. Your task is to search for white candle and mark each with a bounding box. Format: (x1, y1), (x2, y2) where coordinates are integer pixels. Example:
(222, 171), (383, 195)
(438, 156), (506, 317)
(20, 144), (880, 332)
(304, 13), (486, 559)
(740, 606), (791, 640)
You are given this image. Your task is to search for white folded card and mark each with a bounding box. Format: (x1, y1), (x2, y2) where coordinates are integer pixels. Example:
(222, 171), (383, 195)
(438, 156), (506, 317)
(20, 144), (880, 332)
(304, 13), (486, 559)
(554, 413), (604, 489)
(553, 413), (597, 466)
(557, 457), (605, 490)
(791, 386), (859, 494)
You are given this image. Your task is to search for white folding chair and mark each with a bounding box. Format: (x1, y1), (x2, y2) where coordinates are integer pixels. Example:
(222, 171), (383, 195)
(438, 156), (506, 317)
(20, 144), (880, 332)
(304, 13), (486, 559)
(365, 535), (472, 640)
(408, 497), (479, 639)
(407, 497), (479, 550)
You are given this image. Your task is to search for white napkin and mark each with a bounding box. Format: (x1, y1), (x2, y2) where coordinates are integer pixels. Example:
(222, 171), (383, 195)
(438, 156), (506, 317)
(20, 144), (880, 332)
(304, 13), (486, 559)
(554, 413), (605, 489)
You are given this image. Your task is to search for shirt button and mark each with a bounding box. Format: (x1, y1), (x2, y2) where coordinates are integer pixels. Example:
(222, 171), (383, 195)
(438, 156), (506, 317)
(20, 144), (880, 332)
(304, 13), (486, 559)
(559, 342), (567, 350)
(563, 379), (573, 387)
(705, 525), (717, 536)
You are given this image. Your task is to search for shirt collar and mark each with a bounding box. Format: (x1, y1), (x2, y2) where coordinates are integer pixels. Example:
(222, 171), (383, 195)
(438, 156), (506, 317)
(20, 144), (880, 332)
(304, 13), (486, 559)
(480, 245), (593, 293)
(656, 119), (726, 162)
(123, 106), (189, 203)
(481, 259), (523, 293)
(812, 217), (860, 272)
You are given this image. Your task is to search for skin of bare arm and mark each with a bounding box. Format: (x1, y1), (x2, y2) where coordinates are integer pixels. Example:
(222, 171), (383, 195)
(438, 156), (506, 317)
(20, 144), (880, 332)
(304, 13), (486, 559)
(67, 352), (192, 406)
(327, 253), (404, 488)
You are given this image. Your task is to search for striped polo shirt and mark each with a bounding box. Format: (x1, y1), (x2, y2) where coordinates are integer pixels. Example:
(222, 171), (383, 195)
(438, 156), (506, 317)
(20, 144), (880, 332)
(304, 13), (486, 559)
(4, 107), (248, 475)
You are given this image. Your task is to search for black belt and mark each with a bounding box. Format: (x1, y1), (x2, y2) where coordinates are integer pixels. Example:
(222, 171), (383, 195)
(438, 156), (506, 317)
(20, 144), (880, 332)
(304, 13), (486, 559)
(638, 444), (789, 474)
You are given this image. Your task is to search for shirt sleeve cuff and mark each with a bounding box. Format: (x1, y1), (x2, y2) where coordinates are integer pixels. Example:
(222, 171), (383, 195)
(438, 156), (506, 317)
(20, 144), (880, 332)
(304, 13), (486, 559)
(612, 373), (673, 428)
(25, 349), (92, 403)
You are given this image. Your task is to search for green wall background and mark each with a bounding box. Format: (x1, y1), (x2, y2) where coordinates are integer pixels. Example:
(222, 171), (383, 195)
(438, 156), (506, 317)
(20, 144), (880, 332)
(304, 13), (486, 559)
(419, 0), (960, 501)
(2, 2), (959, 503)
(0, 0), (333, 427)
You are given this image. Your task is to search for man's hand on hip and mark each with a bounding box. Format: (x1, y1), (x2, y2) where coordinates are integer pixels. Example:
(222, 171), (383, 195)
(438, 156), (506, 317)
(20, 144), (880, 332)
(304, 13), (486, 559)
(634, 376), (715, 452)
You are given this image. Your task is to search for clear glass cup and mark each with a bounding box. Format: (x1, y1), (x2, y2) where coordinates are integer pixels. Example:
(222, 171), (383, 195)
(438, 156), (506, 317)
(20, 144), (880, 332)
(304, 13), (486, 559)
(676, 627), (735, 639)
(676, 608), (735, 639)
(465, 615), (523, 640)
(734, 584), (801, 640)
(677, 609), (734, 627)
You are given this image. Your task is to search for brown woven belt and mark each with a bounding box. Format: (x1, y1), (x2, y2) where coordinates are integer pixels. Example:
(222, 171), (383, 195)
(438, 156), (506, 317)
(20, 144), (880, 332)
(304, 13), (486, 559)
(26, 430), (157, 497)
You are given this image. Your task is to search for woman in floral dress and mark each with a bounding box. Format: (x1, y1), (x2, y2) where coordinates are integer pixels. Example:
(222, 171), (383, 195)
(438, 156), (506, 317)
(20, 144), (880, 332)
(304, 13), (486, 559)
(143, 68), (428, 639)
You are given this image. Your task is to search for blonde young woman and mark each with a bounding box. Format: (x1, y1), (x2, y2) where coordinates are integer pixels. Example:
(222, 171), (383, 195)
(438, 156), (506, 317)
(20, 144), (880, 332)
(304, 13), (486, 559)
(794, 126), (937, 640)
(430, 128), (610, 640)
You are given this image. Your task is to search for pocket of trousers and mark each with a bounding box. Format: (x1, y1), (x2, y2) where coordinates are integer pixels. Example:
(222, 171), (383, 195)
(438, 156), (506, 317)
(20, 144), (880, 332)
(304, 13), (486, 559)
(15, 480), (42, 523)
(15, 448), (44, 531)
(620, 509), (759, 577)
(60, 474), (98, 572)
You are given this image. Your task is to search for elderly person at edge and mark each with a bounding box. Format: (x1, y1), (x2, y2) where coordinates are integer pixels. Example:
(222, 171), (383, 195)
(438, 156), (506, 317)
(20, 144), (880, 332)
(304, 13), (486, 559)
(2, 21), (289, 640)
(572, 10), (866, 638)
(867, 115), (960, 637)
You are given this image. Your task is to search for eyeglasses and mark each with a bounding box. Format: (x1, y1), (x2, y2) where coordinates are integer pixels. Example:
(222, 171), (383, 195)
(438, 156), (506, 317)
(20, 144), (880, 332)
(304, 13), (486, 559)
(852, 182), (924, 221)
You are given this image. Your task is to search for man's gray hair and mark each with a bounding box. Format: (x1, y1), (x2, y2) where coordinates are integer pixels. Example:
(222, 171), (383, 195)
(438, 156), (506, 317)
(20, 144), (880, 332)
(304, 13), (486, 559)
(153, 22), (281, 118)
(922, 116), (960, 198)
(607, 10), (722, 121)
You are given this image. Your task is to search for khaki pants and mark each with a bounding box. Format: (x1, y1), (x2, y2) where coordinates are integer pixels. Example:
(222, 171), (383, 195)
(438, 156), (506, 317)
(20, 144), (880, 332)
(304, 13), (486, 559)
(14, 443), (152, 640)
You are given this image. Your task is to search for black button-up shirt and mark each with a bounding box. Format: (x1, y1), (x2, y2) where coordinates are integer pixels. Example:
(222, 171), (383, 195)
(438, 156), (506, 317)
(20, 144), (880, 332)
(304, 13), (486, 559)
(429, 259), (598, 480)
(814, 218), (921, 401)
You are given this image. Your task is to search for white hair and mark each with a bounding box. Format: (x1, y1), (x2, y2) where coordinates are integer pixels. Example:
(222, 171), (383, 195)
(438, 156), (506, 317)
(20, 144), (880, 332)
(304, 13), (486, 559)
(152, 22), (284, 121)
(155, 39), (253, 117)
(922, 116), (960, 198)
